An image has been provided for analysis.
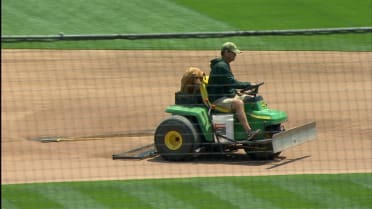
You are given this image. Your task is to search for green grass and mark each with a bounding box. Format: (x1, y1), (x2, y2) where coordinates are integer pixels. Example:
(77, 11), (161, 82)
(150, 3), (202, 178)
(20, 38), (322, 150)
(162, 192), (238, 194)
(1, 0), (234, 35)
(3, 0), (370, 34)
(2, 0), (371, 50)
(174, 0), (372, 30)
(3, 34), (371, 51)
(2, 173), (372, 209)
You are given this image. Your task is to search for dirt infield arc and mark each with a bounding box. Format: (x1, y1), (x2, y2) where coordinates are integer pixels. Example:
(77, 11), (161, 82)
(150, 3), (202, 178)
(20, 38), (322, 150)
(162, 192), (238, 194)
(2, 49), (371, 184)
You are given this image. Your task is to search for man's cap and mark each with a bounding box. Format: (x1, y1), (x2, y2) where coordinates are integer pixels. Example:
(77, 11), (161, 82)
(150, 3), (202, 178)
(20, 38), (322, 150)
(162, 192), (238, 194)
(221, 42), (241, 54)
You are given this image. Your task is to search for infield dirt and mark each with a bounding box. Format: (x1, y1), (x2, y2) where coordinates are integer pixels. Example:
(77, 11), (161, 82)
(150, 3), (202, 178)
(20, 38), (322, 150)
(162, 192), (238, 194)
(2, 50), (371, 184)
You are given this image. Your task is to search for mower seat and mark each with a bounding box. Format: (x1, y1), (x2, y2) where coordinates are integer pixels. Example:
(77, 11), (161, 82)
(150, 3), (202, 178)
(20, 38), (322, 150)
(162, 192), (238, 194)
(200, 76), (231, 113)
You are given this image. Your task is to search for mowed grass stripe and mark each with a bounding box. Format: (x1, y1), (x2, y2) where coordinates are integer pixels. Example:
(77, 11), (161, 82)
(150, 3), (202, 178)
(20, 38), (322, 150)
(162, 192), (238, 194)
(31, 184), (110, 209)
(2, 0), (235, 35)
(230, 177), (323, 208)
(314, 177), (372, 208)
(73, 181), (152, 209)
(350, 176), (372, 190)
(195, 179), (280, 209)
(4, 0), (370, 35)
(2, 185), (62, 209)
(173, 0), (372, 29)
(3, 174), (372, 209)
(266, 175), (372, 209)
(269, 176), (353, 209)
(120, 182), (198, 209)
(152, 180), (240, 209)
(3, 0), (371, 51)
(2, 199), (19, 209)
(310, 174), (372, 207)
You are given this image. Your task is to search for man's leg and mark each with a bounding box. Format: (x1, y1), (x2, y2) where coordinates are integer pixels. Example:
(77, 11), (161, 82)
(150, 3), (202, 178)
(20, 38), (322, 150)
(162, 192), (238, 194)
(231, 98), (261, 140)
(231, 99), (251, 133)
(213, 97), (261, 140)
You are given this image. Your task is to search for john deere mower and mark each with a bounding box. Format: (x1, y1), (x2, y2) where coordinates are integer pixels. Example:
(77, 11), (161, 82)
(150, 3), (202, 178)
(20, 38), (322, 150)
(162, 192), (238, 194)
(154, 76), (316, 161)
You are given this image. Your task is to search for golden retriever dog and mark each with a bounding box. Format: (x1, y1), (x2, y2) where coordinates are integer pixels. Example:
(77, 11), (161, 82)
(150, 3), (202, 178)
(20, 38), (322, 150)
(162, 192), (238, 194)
(180, 67), (205, 94)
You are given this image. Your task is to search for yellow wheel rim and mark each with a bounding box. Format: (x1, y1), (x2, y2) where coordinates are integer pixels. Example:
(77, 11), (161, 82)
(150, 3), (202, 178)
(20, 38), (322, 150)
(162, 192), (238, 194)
(164, 131), (183, 150)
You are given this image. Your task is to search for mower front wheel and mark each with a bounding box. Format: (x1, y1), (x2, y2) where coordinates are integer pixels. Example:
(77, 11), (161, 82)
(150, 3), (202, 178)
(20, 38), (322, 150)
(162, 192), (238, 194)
(154, 115), (200, 161)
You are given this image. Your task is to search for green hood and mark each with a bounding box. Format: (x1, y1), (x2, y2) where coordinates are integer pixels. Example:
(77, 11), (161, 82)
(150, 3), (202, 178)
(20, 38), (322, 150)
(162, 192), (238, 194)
(210, 57), (223, 68)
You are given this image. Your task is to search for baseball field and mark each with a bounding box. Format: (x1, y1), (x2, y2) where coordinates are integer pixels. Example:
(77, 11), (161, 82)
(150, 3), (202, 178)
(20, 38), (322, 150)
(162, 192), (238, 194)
(2, 0), (372, 209)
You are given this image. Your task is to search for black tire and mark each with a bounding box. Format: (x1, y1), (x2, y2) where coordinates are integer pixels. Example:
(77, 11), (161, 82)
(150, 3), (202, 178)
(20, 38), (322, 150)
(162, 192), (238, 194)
(154, 115), (200, 161)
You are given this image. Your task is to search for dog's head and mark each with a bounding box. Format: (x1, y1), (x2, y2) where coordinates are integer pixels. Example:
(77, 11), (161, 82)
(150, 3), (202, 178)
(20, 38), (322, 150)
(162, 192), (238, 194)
(180, 67), (205, 94)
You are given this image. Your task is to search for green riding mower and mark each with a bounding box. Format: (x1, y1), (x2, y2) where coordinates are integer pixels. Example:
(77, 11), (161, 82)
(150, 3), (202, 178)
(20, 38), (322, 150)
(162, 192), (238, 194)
(154, 76), (316, 161)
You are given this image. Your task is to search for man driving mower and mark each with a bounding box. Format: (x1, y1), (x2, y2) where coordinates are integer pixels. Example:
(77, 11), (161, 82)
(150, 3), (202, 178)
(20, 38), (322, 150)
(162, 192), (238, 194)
(207, 42), (261, 141)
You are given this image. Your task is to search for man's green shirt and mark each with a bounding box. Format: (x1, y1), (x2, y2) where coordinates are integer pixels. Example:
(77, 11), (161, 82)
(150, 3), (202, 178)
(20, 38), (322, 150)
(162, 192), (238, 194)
(207, 58), (250, 102)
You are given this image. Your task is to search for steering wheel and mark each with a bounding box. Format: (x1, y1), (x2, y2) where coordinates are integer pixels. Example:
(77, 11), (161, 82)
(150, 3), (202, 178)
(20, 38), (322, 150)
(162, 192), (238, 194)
(240, 81), (264, 96)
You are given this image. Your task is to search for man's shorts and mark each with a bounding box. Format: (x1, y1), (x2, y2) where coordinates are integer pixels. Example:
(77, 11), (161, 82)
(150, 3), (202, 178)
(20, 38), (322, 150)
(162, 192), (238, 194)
(213, 94), (250, 111)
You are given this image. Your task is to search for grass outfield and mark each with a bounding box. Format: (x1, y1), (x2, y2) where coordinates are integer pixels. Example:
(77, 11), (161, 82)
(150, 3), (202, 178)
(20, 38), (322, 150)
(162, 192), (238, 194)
(3, 0), (370, 34)
(3, 173), (372, 209)
(2, 0), (371, 51)
(174, 0), (371, 30)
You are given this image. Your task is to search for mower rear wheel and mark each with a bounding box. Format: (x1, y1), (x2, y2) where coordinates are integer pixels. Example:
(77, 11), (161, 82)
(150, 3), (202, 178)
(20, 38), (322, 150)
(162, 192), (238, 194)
(154, 115), (200, 161)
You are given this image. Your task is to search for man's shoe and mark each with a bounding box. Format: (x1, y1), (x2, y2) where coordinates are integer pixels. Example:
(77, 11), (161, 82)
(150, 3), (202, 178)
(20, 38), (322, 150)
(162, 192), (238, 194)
(247, 129), (261, 141)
